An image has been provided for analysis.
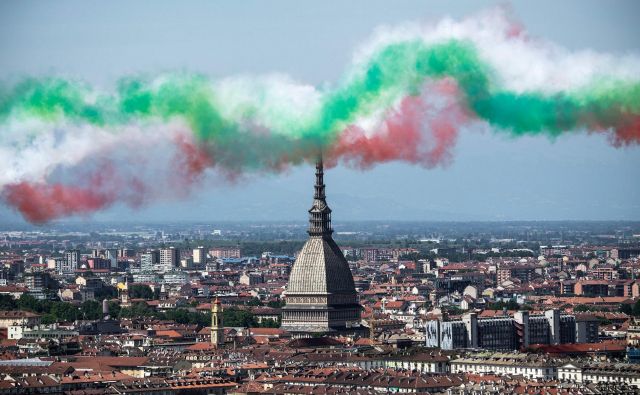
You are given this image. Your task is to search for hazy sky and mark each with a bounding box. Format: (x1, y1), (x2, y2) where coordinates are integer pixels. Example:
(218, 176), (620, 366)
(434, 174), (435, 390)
(1, 0), (639, 223)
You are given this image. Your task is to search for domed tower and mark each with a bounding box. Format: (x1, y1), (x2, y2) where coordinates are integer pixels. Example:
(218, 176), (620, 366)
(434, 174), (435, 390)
(281, 157), (362, 335)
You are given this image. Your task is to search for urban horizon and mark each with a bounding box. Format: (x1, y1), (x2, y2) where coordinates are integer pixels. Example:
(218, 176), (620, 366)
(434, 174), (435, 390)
(1, 1), (639, 394)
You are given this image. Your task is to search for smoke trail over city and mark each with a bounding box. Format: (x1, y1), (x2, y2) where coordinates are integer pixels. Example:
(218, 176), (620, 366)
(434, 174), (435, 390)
(1, 8), (639, 223)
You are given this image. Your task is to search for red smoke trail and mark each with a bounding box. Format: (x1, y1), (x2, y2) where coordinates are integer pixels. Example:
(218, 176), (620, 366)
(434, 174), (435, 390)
(2, 182), (117, 224)
(0, 134), (216, 223)
(1, 161), (150, 223)
(174, 134), (214, 185)
(327, 79), (471, 168)
(328, 99), (422, 168)
(171, 133), (253, 187)
(579, 110), (640, 147)
(610, 115), (640, 147)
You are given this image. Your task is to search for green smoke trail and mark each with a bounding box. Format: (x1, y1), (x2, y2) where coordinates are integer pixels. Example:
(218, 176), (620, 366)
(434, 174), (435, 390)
(1, 38), (639, 154)
(312, 40), (491, 137)
(315, 39), (640, 140)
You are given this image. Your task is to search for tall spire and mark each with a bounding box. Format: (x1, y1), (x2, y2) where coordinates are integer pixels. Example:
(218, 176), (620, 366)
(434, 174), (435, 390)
(314, 156), (326, 201)
(308, 154), (333, 237)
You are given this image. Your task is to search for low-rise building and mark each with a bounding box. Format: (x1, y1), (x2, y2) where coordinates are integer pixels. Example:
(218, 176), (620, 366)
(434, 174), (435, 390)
(0, 310), (41, 329)
(451, 352), (560, 380)
(239, 272), (264, 286)
(558, 362), (640, 386)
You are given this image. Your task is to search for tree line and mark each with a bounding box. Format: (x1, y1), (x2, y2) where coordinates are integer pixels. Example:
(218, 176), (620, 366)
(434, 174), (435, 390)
(0, 294), (279, 328)
(0, 294), (116, 324)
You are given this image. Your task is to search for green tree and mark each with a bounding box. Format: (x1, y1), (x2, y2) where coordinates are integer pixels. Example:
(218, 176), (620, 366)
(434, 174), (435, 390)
(119, 301), (154, 318)
(256, 318), (280, 328)
(620, 303), (633, 315)
(41, 313), (57, 325)
(632, 300), (640, 317)
(108, 301), (121, 317)
(17, 294), (42, 312)
(223, 308), (257, 327)
(0, 295), (17, 310)
(49, 302), (81, 322)
(162, 309), (209, 326)
(93, 286), (117, 301)
(129, 285), (154, 300)
(246, 297), (263, 306)
(80, 300), (102, 320)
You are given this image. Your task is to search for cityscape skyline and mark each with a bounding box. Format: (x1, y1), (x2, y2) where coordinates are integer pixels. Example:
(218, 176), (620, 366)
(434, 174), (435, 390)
(1, 3), (640, 392)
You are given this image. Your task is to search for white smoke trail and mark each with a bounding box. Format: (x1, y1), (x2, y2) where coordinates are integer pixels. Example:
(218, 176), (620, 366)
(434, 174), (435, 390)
(352, 6), (640, 93)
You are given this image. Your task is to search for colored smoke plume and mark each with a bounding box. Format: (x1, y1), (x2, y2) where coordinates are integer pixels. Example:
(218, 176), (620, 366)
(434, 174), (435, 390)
(327, 79), (469, 169)
(0, 7), (639, 222)
(3, 182), (115, 223)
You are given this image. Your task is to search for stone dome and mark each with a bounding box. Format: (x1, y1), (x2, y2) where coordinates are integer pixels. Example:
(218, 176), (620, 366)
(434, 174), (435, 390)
(286, 236), (356, 295)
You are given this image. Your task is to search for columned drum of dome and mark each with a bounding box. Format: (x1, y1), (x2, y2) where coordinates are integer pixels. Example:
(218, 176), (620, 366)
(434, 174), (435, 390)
(281, 157), (363, 335)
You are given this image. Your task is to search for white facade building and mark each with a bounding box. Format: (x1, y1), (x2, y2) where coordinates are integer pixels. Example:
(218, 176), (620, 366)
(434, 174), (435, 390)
(160, 247), (179, 271)
(450, 353), (559, 380)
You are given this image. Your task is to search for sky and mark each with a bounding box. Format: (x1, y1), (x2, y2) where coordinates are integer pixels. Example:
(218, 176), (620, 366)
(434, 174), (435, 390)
(0, 0), (639, 223)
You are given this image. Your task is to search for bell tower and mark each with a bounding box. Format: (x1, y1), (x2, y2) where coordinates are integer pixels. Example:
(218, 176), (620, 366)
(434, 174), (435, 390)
(120, 278), (130, 307)
(211, 298), (224, 347)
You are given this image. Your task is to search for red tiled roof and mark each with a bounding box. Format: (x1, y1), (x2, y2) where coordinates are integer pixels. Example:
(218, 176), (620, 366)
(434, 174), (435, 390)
(68, 356), (149, 370)
(156, 330), (183, 338)
(529, 341), (626, 354)
(0, 310), (40, 319)
(249, 328), (286, 336)
(186, 342), (215, 351)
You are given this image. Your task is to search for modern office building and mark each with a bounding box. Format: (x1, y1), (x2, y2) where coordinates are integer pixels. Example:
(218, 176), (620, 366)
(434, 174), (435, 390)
(497, 264), (537, 285)
(159, 247), (179, 271)
(193, 246), (206, 266)
(64, 250), (80, 273)
(140, 250), (160, 271)
(426, 310), (598, 351)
